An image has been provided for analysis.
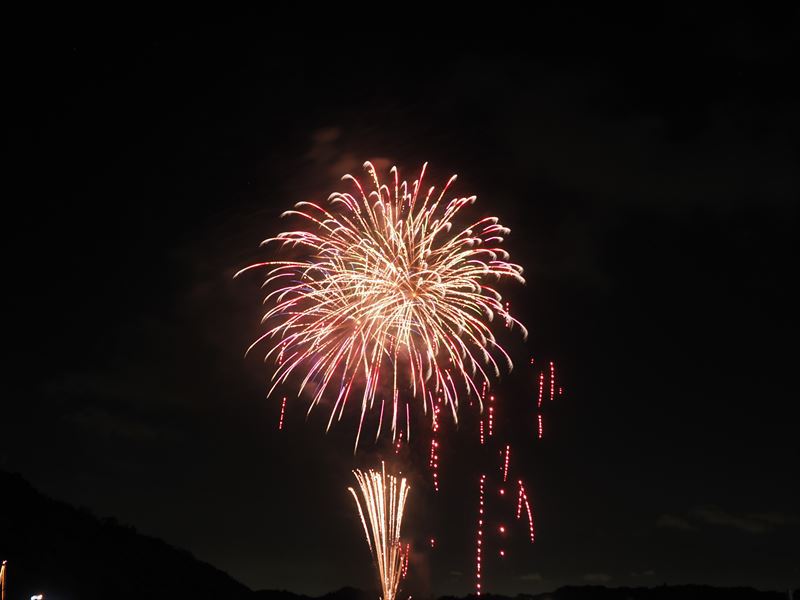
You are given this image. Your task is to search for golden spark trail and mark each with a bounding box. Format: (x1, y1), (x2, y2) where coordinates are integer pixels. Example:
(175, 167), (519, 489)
(349, 465), (411, 600)
(237, 162), (527, 448)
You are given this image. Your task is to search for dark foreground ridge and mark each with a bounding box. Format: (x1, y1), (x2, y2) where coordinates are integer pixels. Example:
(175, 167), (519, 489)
(1, 471), (794, 600)
(0, 470), (251, 599)
(444, 589), (793, 600)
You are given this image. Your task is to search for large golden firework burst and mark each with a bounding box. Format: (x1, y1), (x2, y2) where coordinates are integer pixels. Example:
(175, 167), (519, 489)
(237, 161), (526, 448)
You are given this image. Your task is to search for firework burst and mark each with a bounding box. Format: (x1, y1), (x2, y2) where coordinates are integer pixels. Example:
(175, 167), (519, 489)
(349, 465), (411, 600)
(237, 162), (526, 448)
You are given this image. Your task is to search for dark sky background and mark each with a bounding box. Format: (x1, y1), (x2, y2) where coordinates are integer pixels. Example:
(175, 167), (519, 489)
(3, 7), (799, 596)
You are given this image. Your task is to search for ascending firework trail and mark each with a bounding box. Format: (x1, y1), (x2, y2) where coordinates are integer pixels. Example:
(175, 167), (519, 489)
(349, 465), (410, 600)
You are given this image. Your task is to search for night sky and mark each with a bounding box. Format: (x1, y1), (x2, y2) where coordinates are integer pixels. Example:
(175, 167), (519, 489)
(3, 7), (799, 596)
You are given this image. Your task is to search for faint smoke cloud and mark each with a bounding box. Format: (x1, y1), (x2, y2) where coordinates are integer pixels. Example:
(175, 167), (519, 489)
(656, 514), (694, 530)
(631, 569), (656, 577)
(688, 506), (800, 534)
(307, 127), (392, 180)
(582, 573), (612, 584)
(657, 507), (800, 534)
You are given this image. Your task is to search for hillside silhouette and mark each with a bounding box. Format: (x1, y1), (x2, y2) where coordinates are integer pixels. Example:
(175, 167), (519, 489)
(1, 471), (793, 599)
(0, 470), (251, 599)
(446, 588), (793, 600)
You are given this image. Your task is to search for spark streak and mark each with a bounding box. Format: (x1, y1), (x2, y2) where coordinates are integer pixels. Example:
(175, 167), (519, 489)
(476, 474), (486, 595)
(278, 396), (287, 430)
(401, 543), (410, 579)
(429, 398), (441, 491)
(488, 396), (495, 437)
(516, 480), (535, 543)
(537, 372), (544, 408)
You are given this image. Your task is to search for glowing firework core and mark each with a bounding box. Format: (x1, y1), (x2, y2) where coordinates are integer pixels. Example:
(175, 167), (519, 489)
(238, 162), (527, 447)
(349, 465), (411, 600)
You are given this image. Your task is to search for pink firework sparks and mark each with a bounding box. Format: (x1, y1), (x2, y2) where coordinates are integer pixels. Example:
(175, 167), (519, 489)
(537, 371), (544, 408)
(476, 474), (486, 595)
(401, 543), (410, 579)
(502, 445), (510, 482)
(488, 396), (495, 437)
(278, 396), (287, 430)
(429, 398), (441, 491)
(516, 480), (535, 543)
